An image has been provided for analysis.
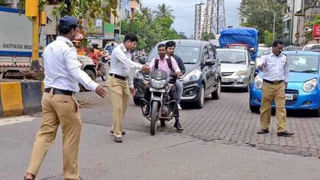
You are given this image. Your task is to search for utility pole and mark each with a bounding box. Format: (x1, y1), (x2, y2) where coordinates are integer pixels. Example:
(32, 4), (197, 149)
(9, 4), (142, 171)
(290, 0), (295, 45)
(216, 0), (219, 34)
(273, 12), (276, 40)
(25, 0), (40, 71)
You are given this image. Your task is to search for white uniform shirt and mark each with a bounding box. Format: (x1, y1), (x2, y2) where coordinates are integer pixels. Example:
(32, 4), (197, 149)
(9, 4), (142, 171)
(109, 43), (143, 87)
(43, 36), (98, 92)
(257, 53), (289, 82)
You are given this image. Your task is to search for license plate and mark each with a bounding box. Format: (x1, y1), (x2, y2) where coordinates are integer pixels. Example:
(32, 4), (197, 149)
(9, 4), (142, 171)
(285, 94), (293, 100)
(223, 78), (233, 82)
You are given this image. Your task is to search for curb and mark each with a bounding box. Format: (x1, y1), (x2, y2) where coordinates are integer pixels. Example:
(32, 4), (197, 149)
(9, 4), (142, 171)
(0, 80), (43, 117)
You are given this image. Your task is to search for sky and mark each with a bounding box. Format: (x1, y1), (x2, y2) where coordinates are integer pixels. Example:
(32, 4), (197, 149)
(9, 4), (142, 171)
(141, 0), (242, 38)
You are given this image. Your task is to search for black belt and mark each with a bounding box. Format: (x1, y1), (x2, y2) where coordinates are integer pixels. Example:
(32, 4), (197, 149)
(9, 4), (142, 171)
(44, 88), (74, 96)
(109, 73), (127, 80)
(263, 79), (284, 84)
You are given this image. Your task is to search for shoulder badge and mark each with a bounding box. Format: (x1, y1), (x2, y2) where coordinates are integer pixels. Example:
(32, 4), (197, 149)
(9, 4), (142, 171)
(65, 41), (74, 48)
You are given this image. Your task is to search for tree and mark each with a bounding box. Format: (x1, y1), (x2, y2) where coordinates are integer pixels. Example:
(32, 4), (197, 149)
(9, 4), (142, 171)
(153, 3), (174, 19)
(263, 30), (273, 46)
(239, 0), (285, 43)
(201, 32), (215, 41)
(121, 6), (185, 52)
(19, 0), (118, 23)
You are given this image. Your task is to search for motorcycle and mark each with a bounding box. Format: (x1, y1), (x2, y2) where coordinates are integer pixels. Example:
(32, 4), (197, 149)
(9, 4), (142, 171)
(96, 55), (110, 81)
(140, 69), (178, 135)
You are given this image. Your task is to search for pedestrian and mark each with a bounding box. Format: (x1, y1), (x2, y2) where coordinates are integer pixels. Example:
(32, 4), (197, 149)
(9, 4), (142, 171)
(24, 16), (106, 180)
(107, 33), (150, 143)
(165, 41), (186, 110)
(256, 40), (294, 137)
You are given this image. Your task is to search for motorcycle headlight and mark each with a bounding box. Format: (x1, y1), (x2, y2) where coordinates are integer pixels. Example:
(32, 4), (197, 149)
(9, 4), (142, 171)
(183, 69), (201, 81)
(254, 75), (263, 89)
(151, 79), (166, 89)
(235, 70), (248, 76)
(303, 78), (317, 92)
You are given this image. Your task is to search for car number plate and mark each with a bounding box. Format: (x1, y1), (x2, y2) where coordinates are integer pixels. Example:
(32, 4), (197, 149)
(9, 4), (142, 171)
(223, 78), (232, 82)
(285, 94), (293, 100)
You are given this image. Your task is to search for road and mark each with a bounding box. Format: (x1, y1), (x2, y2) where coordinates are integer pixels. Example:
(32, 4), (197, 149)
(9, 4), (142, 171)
(1, 88), (320, 179)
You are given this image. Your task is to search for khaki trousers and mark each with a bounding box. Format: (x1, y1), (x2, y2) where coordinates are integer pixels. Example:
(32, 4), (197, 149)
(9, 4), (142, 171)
(260, 81), (287, 132)
(107, 76), (130, 138)
(27, 91), (82, 179)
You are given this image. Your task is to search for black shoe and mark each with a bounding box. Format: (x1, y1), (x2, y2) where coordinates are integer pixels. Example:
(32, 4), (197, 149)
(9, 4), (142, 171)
(174, 122), (183, 132)
(257, 129), (269, 134)
(110, 130), (126, 135)
(114, 136), (123, 143)
(277, 131), (294, 137)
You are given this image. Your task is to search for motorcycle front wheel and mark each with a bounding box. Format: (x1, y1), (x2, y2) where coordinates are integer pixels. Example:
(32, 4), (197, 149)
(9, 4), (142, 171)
(150, 101), (159, 136)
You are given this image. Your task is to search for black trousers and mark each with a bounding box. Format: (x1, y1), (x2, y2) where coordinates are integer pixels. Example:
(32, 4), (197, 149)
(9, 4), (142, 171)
(144, 85), (179, 118)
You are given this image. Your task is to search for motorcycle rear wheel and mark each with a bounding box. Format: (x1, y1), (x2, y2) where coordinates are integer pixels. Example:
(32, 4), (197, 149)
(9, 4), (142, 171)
(150, 101), (159, 136)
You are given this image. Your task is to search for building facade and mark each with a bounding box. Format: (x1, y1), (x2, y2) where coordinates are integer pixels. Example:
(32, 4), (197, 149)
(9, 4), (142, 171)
(194, 3), (206, 40)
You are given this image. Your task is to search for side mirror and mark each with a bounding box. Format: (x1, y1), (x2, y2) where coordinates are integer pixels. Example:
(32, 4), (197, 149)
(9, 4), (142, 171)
(249, 48), (255, 52)
(138, 56), (146, 64)
(205, 59), (215, 66)
(250, 61), (256, 65)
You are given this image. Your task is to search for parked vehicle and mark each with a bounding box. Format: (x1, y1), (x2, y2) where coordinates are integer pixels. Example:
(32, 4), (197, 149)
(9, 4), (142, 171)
(217, 48), (255, 91)
(134, 40), (221, 108)
(78, 55), (97, 91)
(219, 27), (259, 61)
(140, 69), (177, 135)
(0, 7), (46, 79)
(303, 44), (320, 52)
(249, 51), (320, 115)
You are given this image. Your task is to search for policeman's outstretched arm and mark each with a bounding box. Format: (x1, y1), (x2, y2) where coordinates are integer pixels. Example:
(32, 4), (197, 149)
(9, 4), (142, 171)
(65, 49), (106, 98)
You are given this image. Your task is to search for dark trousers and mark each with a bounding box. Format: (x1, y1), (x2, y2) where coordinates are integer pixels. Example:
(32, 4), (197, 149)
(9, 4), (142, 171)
(144, 85), (180, 118)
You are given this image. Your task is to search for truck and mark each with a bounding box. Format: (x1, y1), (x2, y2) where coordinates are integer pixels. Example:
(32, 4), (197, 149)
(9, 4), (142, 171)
(219, 27), (259, 61)
(0, 6), (97, 81)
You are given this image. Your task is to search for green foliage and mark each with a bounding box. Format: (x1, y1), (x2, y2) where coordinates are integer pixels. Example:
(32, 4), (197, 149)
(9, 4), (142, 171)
(201, 32), (215, 41)
(263, 30), (273, 46)
(239, 0), (285, 43)
(19, 0), (118, 23)
(121, 5), (185, 52)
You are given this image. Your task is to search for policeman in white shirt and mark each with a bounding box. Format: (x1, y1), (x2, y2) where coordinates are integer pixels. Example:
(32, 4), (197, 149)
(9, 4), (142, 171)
(256, 40), (294, 137)
(107, 33), (150, 143)
(25, 16), (106, 180)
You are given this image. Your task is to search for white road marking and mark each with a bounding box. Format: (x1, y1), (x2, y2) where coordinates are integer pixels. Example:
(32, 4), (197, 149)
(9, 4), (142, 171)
(0, 116), (35, 126)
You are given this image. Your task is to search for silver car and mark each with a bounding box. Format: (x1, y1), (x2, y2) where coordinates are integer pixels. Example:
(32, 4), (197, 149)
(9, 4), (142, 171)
(217, 48), (255, 91)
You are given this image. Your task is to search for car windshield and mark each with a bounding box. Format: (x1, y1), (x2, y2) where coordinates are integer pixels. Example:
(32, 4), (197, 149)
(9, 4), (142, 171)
(148, 46), (201, 64)
(287, 55), (319, 73)
(217, 50), (246, 64)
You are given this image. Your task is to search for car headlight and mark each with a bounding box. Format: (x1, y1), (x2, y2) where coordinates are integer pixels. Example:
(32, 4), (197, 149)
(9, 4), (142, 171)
(235, 70), (248, 76)
(303, 78), (317, 92)
(135, 70), (144, 79)
(151, 79), (166, 89)
(183, 69), (201, 81)
(254, 75), (263, 89)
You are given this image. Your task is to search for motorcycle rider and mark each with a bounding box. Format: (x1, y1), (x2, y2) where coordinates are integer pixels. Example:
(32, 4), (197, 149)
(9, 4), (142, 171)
(165, 41), (185, 110)
(144, 43), (183, 131)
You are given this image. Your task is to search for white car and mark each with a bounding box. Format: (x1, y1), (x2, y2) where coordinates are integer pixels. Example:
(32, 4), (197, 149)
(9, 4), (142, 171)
(303, 44), (320, 52)
(217, 48), (255, 91)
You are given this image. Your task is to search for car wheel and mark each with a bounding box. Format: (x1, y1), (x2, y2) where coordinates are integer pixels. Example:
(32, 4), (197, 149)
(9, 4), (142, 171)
(212, 79), (221, 99)
(249, 103), (259, 113)
(196, 84), (205, 108)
